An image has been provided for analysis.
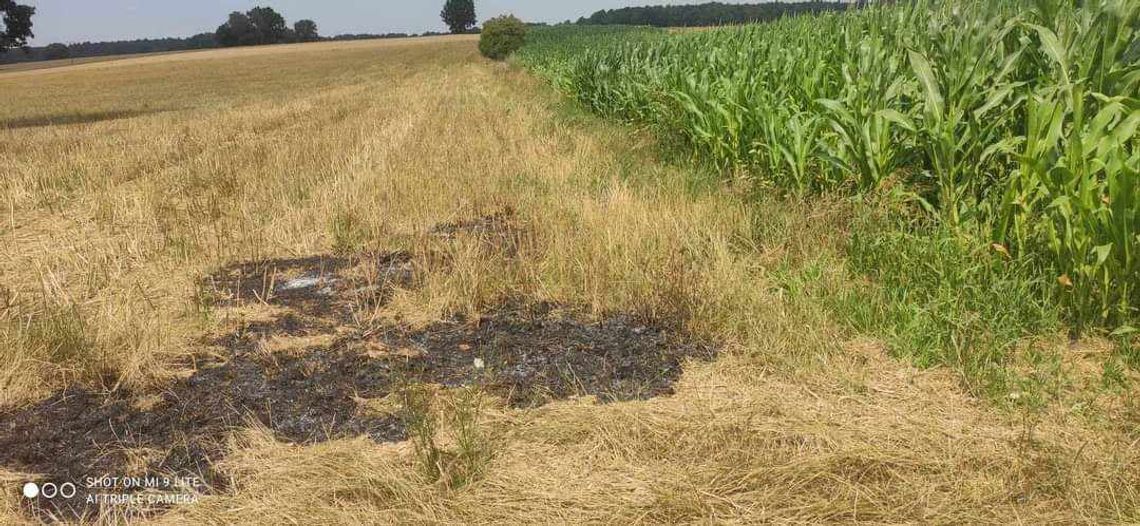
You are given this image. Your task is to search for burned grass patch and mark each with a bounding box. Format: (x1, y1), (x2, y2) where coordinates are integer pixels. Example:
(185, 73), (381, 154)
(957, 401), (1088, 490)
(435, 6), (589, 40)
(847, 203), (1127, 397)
(1, 234), (716, 521)
(429, 208), (525, 257)
(371, 302), (716, 407)
(0, 342), (407, 521)
(200, 252), (414, 320)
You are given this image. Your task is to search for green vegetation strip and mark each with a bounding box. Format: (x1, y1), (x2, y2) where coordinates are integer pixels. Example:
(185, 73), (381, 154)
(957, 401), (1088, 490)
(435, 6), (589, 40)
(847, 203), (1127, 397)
(517, 1), (1138, 331)
(515, 0), (1140, 395)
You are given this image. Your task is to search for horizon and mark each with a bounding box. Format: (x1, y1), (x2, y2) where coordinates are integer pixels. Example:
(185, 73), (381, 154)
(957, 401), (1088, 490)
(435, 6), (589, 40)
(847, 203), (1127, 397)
(20, 0), (788, 46)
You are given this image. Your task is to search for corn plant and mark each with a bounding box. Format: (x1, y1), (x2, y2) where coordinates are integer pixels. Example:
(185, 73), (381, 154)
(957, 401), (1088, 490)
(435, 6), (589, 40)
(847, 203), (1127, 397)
(518, 0), (1140, 331)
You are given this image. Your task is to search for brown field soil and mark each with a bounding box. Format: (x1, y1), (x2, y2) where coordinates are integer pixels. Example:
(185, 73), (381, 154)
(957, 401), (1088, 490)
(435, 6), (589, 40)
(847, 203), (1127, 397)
(0, 54), (161, 74)
(0, 34), (1136, 524)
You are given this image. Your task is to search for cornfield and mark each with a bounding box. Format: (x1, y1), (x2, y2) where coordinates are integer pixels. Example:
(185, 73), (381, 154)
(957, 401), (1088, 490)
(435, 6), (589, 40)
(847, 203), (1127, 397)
(518, 0), (1140, 331)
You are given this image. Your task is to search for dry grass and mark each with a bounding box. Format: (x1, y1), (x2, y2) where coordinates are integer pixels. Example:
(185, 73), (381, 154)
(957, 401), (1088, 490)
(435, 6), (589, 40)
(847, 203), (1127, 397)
(0, 36), (1136, 524)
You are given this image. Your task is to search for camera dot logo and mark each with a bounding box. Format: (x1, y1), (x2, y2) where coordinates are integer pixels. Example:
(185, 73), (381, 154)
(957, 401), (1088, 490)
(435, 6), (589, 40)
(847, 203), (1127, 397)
(22, 482), (77, 499)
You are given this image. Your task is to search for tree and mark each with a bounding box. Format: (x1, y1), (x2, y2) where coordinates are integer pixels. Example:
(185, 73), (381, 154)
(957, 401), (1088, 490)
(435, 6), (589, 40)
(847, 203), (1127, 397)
(247, 6), (287, 44)
(215, 11), (254, 47)
(294, 19), (319, 42)
(440, 0), (476, 34)
(215, 7), (290, 47)
(44, 42), (69, 60)
(478, 15), (525, 60)
(0, 0), (35, 52)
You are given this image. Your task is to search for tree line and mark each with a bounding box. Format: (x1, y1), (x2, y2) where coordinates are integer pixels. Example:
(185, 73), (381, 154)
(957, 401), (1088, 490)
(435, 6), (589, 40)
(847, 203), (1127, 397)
(578, 1), (855, 27)
(10, 35), (219, 63)
(0, 4), (472, 65)
(1, 1), (489, 65)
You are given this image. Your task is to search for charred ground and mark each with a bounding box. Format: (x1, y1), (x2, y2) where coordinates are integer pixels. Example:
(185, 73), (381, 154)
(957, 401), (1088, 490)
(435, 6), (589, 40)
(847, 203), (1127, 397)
(0, 215), (717, 522)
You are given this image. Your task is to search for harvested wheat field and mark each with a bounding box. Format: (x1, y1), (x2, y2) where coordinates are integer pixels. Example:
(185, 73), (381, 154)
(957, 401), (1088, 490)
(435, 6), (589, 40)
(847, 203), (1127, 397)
(0, 33), (1137, 525)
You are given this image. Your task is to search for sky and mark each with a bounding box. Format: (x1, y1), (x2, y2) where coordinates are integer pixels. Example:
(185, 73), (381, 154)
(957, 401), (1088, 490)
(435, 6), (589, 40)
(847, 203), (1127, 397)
(21, 0), (768, 45)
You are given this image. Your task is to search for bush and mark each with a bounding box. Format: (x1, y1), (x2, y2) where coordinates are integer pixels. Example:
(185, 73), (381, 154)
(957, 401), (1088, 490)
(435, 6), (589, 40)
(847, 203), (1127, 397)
(479, 15), (526, 60)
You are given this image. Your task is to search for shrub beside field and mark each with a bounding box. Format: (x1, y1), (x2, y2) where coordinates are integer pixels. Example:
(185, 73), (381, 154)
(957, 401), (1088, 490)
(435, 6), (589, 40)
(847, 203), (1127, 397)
(478, 15), (527, 60)
(518, 1), (1139, 338)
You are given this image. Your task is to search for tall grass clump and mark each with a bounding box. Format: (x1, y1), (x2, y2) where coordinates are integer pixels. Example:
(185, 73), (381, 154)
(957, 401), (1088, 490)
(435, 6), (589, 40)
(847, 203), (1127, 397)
(842, 217), (1060, 392)
(518, 1), (1140, 334)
